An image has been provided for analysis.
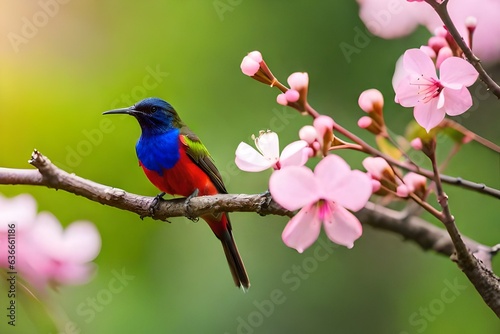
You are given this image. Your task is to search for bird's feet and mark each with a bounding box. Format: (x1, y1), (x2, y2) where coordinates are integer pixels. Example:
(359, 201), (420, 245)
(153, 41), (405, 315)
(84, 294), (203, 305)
(184, 189), (199, 222)
(147, 192), (166, 218)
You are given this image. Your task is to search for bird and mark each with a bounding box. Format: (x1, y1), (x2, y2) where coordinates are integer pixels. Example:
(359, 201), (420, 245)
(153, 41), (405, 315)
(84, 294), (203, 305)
(103, 97), (250, 289)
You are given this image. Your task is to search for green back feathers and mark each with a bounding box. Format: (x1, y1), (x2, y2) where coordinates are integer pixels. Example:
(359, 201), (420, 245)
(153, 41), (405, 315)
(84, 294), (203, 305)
(180, 126), (228, 194)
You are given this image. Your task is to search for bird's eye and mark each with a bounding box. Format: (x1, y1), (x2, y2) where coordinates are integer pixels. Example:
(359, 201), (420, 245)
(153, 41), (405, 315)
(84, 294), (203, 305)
(151, 106), (157, 113)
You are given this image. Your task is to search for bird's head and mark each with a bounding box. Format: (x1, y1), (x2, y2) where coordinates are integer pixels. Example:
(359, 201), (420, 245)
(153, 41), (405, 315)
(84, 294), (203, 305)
(103, 97), (183, 135)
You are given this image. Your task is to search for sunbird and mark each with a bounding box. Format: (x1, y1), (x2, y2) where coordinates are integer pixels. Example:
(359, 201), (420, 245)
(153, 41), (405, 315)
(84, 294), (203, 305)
(103, 98), (250, 289)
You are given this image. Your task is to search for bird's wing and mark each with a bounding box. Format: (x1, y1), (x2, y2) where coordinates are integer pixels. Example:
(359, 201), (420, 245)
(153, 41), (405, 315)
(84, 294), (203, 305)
(179, 126), (228, 194)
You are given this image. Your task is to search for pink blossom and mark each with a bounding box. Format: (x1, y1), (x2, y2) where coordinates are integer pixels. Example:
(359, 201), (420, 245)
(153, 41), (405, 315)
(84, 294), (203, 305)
(393, 48), (478, 132)
(270, 155), (372, 252)
(235, 131), (308, 172)
(28, 213), (101, 286)
(357, 0), (500, 63)
(0, 193), (101, 290)
(0, 194), (37, 231)
(357, 0), (435, 39)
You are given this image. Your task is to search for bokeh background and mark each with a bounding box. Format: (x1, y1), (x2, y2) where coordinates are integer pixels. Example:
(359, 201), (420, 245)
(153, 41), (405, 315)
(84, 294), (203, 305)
(1, 1), (499, 333)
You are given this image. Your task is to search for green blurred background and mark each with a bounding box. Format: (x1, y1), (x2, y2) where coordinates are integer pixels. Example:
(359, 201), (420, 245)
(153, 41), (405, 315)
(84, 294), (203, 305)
(1, 1), (499, 333)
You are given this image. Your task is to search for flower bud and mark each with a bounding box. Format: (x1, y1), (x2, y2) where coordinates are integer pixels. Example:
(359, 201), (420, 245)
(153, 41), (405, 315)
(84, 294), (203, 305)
(402, 172), (427, 199)
(436, 46), (453, 69)
(362, 157), (397, 193)
(283, 72), (309, 113)
(410, 138), (423, 151)
(240, 50), (277, 86)
(299, 125), (318, 144)
(358, 89), (384, 114)
(313, 116), (335, 156)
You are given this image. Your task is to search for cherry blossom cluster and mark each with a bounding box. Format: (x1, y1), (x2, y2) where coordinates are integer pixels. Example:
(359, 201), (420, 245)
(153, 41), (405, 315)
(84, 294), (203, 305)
(0, 193), (101, 291)
(237, 46), (484, 252)
(239, 51), (376, 253)
(235, 0), (499, 259)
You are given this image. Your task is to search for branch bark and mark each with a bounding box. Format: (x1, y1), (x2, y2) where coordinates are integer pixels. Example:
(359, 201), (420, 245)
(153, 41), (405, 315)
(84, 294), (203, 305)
(0, 150), (499, 316)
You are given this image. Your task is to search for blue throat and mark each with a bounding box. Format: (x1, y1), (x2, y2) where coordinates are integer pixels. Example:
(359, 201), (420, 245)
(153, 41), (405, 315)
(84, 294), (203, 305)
(136, 128), (180, 176)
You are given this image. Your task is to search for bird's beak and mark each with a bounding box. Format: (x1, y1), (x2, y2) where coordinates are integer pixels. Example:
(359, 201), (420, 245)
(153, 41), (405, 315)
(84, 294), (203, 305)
(102, 106), (135, 116)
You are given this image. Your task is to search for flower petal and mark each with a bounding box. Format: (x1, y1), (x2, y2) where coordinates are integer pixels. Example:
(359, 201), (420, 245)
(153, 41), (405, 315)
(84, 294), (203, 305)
(280, 140), (308, 168)
(269, 166), (320, 211)
(0, 194), (37, 231)
(358, 0), (425, 39)
(59, 221), (101, 263)
(314, 155), (372, 211)
(313, 155), (348, 193)
(403, 49), (437, 78)
(255, 131), (280, 160)
(31, 212), (64, 259)
(413, 99), (445, 132)
(441, 87), (473, 116)
(54, 262), (96, 285)
(235, 142), (274, 172)
(392, 54), (406, 101)
(330, 170), (372, 211)
(282, 204), (321, 253)
(323, 203), (362, 249)
(395, 76), (421, 107)
(440, 57), (478, 87)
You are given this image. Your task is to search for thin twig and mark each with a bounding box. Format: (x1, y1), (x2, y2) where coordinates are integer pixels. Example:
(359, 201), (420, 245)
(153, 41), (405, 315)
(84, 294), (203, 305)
(427, 139), (500, 317)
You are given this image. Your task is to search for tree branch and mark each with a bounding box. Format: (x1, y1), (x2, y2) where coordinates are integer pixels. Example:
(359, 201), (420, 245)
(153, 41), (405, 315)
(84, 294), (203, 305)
(0, 150), (499, 315)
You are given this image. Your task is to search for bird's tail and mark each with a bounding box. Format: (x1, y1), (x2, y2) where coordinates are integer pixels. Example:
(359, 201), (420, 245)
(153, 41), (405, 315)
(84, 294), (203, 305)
(206, 213), (250, 290)
(220, 227), (250, 290)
